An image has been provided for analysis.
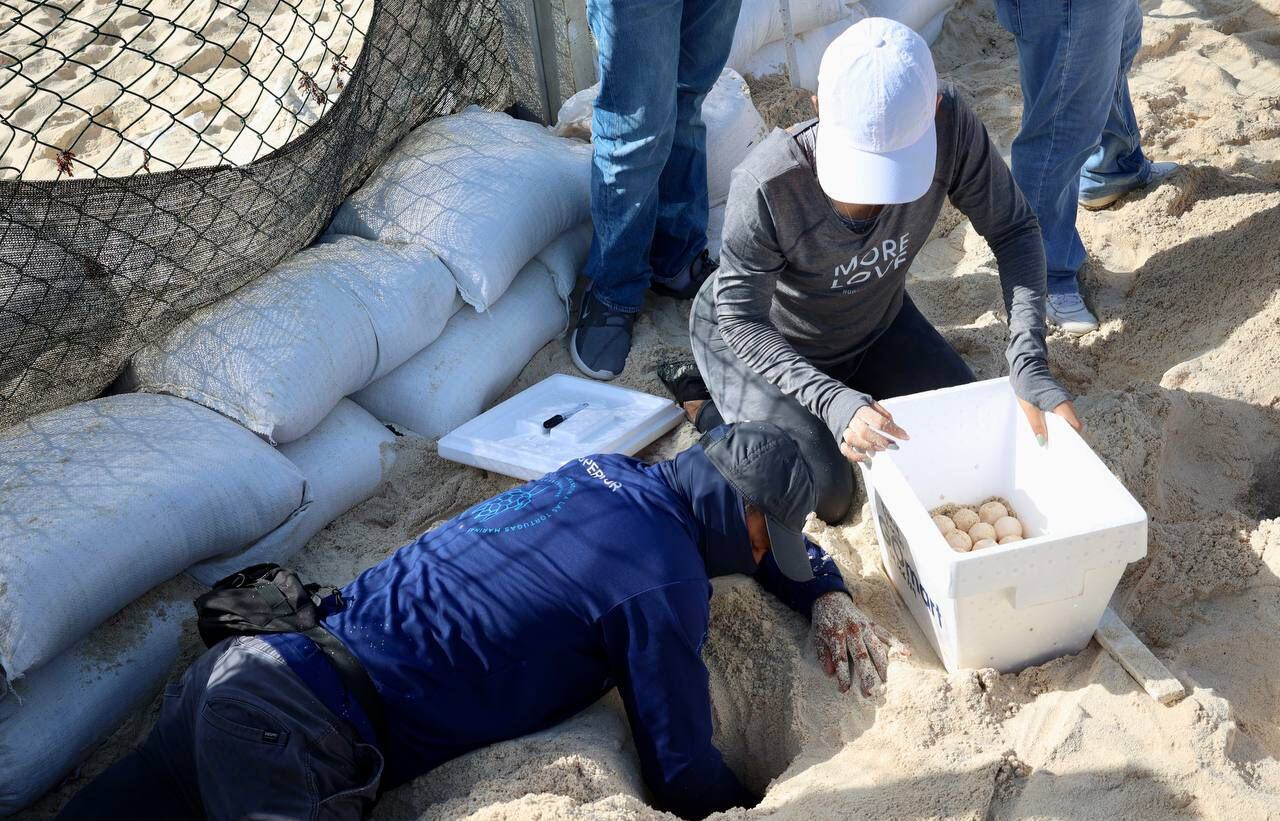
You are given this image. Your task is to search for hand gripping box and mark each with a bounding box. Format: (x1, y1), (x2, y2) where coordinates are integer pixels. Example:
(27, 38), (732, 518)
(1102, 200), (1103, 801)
(858, 378), (1147, 672)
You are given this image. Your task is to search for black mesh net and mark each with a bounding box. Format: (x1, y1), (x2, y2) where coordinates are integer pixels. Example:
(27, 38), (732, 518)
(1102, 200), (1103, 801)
(0, 0), (515, 428)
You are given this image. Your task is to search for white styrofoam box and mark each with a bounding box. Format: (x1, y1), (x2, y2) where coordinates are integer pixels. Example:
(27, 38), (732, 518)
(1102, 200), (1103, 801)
(742, 17), (861, 92)
(0, 577), (194, 817)
(188, 400), (396, 585)
(858, 378), (1147, 673)
(438, 374), (685, 480)
(0, 394), (310, 681)
(554, 69), (767, 206)
(128, 236), (461, 444)
(352, 260), (568, 439)
(330, 109), (592, 311)
(862, 0), (955, 42)
(726, 0), (861, 75)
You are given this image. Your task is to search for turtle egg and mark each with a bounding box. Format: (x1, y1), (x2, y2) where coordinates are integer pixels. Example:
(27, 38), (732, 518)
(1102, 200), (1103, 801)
(933, 514), (956, 535)
(998, 535), (1022, 545)
(973, 538), (997, 550)
(945, 530), (973, 552)
(951, 507), (980, 532)
(994, 516), (1024, 540)
(978, 501), (1008, 525)
(968, 522), (996, 543)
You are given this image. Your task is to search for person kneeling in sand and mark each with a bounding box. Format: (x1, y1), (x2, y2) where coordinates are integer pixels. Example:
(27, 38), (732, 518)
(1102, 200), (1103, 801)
(659, 18), (1081, 524)
(59, 423), (900, 821)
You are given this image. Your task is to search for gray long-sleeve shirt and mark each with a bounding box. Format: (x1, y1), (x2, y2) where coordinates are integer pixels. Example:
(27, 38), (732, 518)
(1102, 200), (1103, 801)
(711, 87), (1072, 440)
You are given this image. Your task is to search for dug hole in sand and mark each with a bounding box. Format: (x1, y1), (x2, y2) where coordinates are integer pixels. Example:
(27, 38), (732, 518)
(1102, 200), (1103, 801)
(28, 0), (1280, 817)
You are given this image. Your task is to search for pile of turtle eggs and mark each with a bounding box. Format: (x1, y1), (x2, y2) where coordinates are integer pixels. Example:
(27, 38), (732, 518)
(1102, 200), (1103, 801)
(932, 500), (1025, 553)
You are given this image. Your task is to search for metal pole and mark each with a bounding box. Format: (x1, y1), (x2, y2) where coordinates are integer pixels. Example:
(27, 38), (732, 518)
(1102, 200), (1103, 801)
(778, 0), (801, 85)
(531, 0), (563, 120)
(564, 0), (596, 93)
(498, 0), (560, 123)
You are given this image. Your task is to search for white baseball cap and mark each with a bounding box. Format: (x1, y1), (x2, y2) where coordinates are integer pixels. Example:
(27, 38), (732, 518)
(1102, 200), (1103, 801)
(815, 17), (939, 205)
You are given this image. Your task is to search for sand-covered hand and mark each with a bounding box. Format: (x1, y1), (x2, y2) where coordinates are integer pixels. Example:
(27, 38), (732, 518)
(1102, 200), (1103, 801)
(811, 592), (902, 696)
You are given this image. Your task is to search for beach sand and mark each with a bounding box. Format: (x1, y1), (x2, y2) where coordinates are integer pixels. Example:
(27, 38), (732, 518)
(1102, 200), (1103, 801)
(24, 0), (1280, 817)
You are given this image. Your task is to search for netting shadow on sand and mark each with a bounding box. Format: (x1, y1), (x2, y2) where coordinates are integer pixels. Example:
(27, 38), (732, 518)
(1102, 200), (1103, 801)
(0, 0), (514, 428)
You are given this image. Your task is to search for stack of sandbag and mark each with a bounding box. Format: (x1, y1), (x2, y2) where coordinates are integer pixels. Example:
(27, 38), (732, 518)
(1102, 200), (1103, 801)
(330, 108), (593, 311)
(0, 394), (313, 813)
(554, 68), (768, 209)
(328, 110), (595, 438)
(351, 225), (591, 438)
(0, 576), (199, 816)
(727, 0), (863, 78)
(863, 0), (955, 43)
(730, 0), (867, 90)
(741, 15), (861, 91)
(188, 399), (396, 584)
(122, 235), (450, 575)
(733, 0), (955, 91)
(126, 236), (460, 446)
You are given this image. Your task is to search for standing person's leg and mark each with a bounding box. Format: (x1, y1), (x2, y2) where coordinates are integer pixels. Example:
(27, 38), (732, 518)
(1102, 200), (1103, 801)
(649, 0), (742, 296)
(842, 295), (975, 399)
(574, 0), (683, 380)
(994, 0), (1127, 303)
(1078, 0), (1172, 207)
(689, 287), (854, 522)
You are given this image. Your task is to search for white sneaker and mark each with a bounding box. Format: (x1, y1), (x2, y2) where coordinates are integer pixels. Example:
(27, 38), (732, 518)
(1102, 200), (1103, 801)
(1079, 161), (1179, 210)
(1047, 292), (1099, 335)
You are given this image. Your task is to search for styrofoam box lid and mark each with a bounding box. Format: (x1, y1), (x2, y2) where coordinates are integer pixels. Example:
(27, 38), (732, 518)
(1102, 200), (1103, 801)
(437, 373), (685, 480)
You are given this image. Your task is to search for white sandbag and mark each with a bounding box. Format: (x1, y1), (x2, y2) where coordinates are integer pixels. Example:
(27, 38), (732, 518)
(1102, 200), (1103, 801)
(862, 0), (954, 40)
(330, 110), (592, 311)
(742, 16), (860, 91)
(0, 578), (195, 817)
(726, 0), (860, 74)
(535, 222), (593, 301)
(0, 394), (310, 680)
(554, 69), (767, 205)
(702, 70), (770, 204)
(188, 400), (396, 585)
(918, 7), (950, 43)
(352, 262), (567, 439)
(127, 236), (460, 445)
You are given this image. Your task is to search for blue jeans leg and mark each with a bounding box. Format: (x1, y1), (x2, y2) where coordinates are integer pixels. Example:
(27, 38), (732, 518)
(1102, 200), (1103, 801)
(1078, 0), (1151, 201)
(996, 0), (1131, 295)
(585, 0), (682, 312)
(649, 0), (742, 279)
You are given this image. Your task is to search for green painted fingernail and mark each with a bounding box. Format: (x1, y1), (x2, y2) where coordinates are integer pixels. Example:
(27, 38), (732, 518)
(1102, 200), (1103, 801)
(1036, 434), (1046, 447)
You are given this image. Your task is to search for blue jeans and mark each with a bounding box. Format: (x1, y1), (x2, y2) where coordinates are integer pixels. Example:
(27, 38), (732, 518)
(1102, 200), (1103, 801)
(585, 0), (742, 312)
(995, 0), (1151, 295)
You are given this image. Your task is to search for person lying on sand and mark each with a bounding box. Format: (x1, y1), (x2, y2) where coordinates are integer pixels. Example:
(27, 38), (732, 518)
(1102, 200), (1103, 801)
(660, 18), (1082, 524)
(58, 423), (901, 821)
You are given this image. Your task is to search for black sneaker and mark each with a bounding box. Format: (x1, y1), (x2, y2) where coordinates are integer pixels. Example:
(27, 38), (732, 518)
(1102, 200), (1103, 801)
(655, 360), (710, 404)
(571, 290), (637, 380)
(651, 249), (718, 300)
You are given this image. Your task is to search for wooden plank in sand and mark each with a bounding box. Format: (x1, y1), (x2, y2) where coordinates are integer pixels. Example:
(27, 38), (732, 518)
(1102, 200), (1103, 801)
(1095, 607), (1186, 706)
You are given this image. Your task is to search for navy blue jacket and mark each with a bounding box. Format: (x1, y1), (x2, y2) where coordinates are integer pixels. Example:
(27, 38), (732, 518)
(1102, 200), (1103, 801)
(274, 453), (847, 818)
